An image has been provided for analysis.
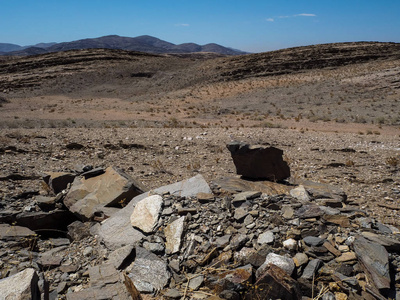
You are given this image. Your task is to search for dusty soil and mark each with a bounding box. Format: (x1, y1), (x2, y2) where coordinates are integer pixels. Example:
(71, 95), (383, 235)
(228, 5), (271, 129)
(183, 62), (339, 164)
(1, 127), (399, 227)
(0, 42), (399, 226)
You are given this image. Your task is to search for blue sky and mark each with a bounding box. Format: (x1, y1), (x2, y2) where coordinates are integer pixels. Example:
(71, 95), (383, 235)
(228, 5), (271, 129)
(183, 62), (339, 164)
(1, 0), (399, 52)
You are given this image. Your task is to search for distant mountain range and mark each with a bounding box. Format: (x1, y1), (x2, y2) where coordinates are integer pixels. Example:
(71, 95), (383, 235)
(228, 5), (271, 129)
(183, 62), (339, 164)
(0, 35), (247, 56)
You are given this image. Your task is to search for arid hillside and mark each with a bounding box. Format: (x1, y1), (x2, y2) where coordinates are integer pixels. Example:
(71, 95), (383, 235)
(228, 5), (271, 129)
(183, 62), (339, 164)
(0, 42), (399, 130)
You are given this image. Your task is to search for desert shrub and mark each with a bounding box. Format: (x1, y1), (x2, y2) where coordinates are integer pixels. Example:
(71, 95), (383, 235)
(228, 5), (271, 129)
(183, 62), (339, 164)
(262, 122), (281, 128)
(386, 156), (398, 167)
(0, 95), (10, 105)
(375, 117), (385, 125)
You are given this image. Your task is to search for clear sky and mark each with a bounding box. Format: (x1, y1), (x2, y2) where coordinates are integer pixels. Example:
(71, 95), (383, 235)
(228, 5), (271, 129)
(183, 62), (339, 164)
(1, 0), (399, 53)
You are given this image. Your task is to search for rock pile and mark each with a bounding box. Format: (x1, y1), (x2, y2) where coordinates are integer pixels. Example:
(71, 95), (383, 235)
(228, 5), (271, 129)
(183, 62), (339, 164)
(0, 145), (399, 300)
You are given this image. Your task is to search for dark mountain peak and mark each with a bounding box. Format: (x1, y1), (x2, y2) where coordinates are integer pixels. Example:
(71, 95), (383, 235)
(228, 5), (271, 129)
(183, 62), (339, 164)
(1, 35), (246, 56)
(0, 43), (22, 52)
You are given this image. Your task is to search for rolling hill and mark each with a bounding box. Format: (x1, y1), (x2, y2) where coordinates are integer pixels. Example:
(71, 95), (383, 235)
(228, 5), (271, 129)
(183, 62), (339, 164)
(0, 35), (247, 56)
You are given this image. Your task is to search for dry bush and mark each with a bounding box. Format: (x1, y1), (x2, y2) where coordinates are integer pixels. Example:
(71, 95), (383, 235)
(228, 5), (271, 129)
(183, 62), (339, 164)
(386, 156), (399, 167)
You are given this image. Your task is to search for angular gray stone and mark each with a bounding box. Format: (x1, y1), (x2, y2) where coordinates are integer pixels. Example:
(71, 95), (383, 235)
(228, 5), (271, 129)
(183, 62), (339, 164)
(291, 179), (347, 202)
(256, 253), (295, 278)
(361, 231), (400, 252)
(296, 205), (324, 219)
(214, 235), (231, 249)
(35, 196), (56, 210)
(303, 236), (324, 247)
(227, 142), (290, 181)
(143, 241), (164, 254)
(98, 174), (211, 250)
(163, 289), (182, 298)
(301, 259), (322, 280)
(234, 207), (248, 221)
(231, 234), (249, 250)
(293, 253), (309, 267)
(282, 205), (294, 219)
(67, 264), (133, 300)
(0, 224), (36, 241)
(0, 268), (40, 300)
(89, 263), (120, 286)
(37, 246), (67, 268)
(212, 177), (292, 195)
(130, 195), (163, 233)
(165, 216), (185, 254)
(232, 191), (262, 203)
(188, 274), (204, 290)
(127, 247), (170, 293)
(108, 245), (135, 269)
(64, 166), (146, 221)
(353, 236), (390, 291)
(257, 231), (274, 245)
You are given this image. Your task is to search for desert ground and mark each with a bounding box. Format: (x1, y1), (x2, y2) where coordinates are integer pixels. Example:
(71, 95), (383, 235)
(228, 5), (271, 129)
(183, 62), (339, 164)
(1, 42), (399, 226)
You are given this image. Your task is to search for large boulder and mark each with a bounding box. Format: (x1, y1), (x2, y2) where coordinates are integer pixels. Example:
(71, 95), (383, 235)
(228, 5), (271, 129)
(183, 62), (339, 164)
(0, 268), (40, 300)
(227, 142), (290, 181)
(63, 166), (147, 220)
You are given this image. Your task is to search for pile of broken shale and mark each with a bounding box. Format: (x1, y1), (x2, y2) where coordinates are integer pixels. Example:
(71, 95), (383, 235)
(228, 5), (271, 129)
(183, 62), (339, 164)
(0, 143), (399, 300)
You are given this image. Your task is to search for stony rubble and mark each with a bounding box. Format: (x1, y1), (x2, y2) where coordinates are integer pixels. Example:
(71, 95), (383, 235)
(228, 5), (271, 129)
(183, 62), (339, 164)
(0, 143), (399, 299)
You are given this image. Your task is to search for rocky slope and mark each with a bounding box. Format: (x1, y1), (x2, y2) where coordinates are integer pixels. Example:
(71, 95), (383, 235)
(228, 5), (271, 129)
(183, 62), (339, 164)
(0, 130), (399, 299)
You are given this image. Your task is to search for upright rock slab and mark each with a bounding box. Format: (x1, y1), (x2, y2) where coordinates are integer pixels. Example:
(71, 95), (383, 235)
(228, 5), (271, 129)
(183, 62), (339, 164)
(353, 236), (391, 292)
(63, 166), (146, 220)
(98, 174), (211, 250)
(227, 142), (290, 181)
(130, 195), (163, 233)
(0, 268), (40, 300)
(165, 216), (185, 254)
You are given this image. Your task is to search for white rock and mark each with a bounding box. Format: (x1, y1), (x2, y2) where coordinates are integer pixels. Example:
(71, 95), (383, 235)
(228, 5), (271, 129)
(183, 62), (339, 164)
(283, 238), (298, 250)
(130, 195), (163, 233)
(257, 231), (275, 245)
(256, 253), (295, 278)
(165, 216), (185, 254)
(290, 185), (311, 202)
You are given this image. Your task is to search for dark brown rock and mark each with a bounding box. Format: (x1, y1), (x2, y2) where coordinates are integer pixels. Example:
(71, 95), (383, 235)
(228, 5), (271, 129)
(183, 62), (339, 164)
(43, 172), (76, 194)
(64, 166), (147, 220)
(67, 220), (92, 241)
(227, 142), (290, 181)
(16, 210), (77, 231)
(246, 264), (302, 300)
